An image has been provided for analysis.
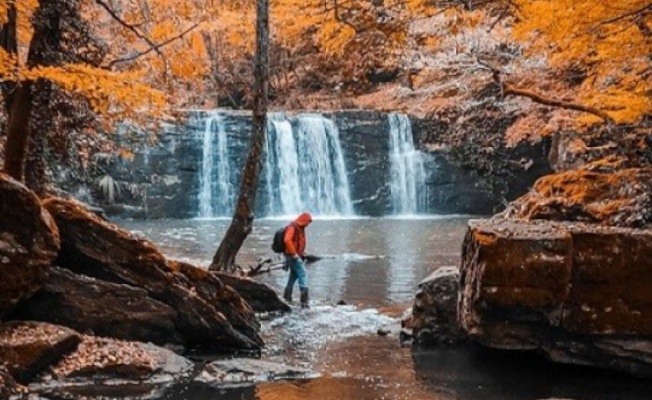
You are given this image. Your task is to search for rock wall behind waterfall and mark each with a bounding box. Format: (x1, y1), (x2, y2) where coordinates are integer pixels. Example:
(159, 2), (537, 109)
(83, 111), (551, 219)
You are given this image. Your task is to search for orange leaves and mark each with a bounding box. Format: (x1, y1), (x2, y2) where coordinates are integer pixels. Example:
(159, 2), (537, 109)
(22, 64), (166, 118)
(511, 0), (651, 125)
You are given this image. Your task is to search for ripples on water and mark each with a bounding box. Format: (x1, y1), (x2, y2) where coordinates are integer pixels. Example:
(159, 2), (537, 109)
(120, 218), (652, 400)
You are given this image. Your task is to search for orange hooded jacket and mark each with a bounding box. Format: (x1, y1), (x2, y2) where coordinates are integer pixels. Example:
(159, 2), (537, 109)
(283, 212), (312, 257)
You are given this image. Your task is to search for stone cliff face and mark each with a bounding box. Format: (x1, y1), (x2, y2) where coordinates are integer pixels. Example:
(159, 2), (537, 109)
(79, 111), (551, 218)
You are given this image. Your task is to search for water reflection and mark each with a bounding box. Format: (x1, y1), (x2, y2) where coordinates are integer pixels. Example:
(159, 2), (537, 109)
(122, 217), (468, 307)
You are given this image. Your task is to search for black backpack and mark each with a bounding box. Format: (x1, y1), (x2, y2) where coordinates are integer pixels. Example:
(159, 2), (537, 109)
(271, 226), (287, 253)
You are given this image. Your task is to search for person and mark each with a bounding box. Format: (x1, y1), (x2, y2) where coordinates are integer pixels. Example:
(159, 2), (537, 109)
(282, 212), (312, 308)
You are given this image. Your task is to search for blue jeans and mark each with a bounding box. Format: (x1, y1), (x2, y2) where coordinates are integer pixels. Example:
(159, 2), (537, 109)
(285, 256), (308, 290)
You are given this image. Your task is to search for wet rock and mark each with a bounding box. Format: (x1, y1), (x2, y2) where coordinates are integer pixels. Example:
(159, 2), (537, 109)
(171, 262), (263, 344)
(0, 321), (81, 384)
(13, 267), (182, 345)
(399, 328), (413, 344)
(33, 336), (193, 395)
(214, 272), (291, 313)
(501, 168), (652, 229)
(42, 197), (262, 350)
(406, 266), (465, 346)
(195, 358), (318, 386)
(459, 218), (652, 377)
(0, 174), (60, 319)
(1, 364), (20, 398)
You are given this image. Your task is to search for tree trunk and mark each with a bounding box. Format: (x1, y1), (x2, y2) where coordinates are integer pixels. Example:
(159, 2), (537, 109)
(3, 85), (34, 181)
(209, 0), (269, 273)
(2, 0), (62, 184)
(0, 4), (32, 181)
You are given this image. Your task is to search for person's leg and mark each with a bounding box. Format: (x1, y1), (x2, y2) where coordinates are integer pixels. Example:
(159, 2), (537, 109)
(284, 257), (297, 302)
(294, 259), (308, 290)
(293, 258), (309, 308)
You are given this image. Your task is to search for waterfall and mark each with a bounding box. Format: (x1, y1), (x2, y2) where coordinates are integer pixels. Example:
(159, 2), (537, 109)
(198, 113), (235, 218)
(198, 112), (353, 218)
(388, 113), (426, 215)
(264, 113), (354, 216)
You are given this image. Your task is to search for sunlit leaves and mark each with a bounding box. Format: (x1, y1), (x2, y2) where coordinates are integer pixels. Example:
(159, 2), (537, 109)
(512, 0), (651, 124)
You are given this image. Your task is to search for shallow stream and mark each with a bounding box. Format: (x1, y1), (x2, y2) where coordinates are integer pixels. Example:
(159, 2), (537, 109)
(119, 217), (652, 400)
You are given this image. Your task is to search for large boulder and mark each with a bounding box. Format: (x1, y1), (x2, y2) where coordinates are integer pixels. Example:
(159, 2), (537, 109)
(405, 267), (465, 346)
(13, 267), (182, 345)
(0, 321), (81, 384)
(459, 218), (652, 377)
(214, 272), (291, 313)
(41, 197), (262, 349)
(0, 174), (60, 319)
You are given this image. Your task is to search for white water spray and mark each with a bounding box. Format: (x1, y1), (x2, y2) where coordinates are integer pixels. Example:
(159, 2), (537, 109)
(198, 113), (235, 218)
(264, 114), (354, 216)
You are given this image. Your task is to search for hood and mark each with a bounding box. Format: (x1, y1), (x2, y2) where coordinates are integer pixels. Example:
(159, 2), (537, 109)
(294, 212), (313, 227)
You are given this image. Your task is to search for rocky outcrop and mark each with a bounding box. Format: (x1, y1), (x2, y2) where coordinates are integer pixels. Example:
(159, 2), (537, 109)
(404, 267), (465, 346)
(0, 174), (60, 319)
(214, 272), (291, 313)
(37, 197), (262, 349)
(548, 128), (652, 172)
(459, 218), (652, 377)
(0, 321), (81, 384)
(501, 168), (652, 228)
(13, 267), (182, 345)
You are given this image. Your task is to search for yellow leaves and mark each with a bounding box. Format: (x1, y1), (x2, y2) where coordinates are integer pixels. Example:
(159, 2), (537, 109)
(21, 64), (166, 119)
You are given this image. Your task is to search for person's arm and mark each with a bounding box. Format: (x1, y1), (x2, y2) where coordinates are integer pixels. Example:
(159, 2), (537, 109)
(284, 225), (298, 258)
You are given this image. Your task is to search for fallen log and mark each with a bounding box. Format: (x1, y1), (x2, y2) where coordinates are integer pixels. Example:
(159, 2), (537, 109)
(247, 254), (323, 277)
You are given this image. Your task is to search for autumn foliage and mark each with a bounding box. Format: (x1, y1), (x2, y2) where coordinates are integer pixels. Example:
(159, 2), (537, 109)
(1, 0), (650, 185)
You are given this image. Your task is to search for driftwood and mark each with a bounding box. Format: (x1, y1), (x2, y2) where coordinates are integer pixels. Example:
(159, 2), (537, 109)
(247, 254), (322, 277)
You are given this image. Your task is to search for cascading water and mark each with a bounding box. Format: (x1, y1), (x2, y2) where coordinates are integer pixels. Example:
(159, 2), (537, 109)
(264, 114), (354, 216)
(198, 113), (235, 218)
(198, 112), (353, 218)
(388, 113), (427, 215)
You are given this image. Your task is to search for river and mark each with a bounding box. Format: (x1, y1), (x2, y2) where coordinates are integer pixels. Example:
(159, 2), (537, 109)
(118, 217), (652, 400)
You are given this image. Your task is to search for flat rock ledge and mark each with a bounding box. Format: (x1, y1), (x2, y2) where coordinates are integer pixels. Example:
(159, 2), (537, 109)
(459, 218), (652, 377)
(195, 358), (318, 387)
(0, 321), (193, 398)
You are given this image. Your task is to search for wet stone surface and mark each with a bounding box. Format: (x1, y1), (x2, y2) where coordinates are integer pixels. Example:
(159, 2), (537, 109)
(195, 358), (318, 387)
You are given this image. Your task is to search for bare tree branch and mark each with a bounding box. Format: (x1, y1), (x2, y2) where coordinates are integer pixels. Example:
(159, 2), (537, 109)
(106, 23), (199, 68)
(599, 4), (652, 27)
(476, 59), (615, 125)
(94, 0), (163, 59)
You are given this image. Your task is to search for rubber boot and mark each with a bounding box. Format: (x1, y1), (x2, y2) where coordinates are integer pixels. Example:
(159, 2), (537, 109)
(283, 287), (293, 303)
(300, 288), (310, 309)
